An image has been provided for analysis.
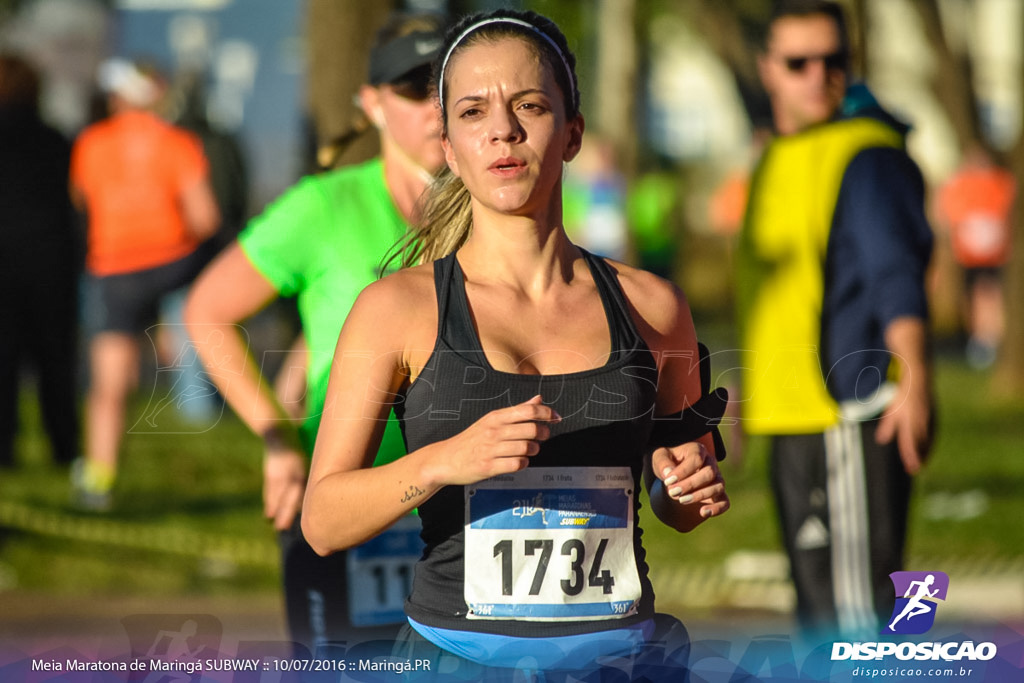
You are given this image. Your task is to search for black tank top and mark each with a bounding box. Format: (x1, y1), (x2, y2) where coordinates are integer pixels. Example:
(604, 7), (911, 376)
(395, 250), (660, 637)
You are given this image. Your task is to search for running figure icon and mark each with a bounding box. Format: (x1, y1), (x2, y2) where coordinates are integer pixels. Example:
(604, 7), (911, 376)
(888, 574), (939, 631)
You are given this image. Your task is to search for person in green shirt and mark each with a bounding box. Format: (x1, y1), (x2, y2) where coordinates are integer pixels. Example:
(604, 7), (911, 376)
(184, 12), (446, 650)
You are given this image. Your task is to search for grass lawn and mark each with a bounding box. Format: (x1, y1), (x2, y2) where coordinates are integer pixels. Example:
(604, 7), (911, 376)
(1, 351), (1021, 603)
(0, 396), (277, 598)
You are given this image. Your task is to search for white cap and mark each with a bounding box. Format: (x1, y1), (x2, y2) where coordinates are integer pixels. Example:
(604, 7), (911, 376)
(97, 58), (161, 108)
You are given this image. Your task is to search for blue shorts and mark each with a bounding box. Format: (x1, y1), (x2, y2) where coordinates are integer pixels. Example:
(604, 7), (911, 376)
(390, 614), (691, 681)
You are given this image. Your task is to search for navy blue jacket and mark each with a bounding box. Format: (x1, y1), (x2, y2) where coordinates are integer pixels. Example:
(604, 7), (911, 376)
(821, 107), (933, 404)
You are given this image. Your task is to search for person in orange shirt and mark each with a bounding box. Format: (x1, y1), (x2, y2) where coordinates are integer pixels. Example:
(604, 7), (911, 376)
(709, 170), (750, 238)
(936, 142), (1016, 368)
(70, 59), (219, 510)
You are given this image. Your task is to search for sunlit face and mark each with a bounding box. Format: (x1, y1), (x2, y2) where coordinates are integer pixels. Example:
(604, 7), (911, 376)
(759, 14), (847, 134)
(368, 83), (445, 175)
(441, 36), (583, 220)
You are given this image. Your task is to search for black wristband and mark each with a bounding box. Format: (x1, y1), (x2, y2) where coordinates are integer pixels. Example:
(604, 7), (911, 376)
(647, 342), (729, 461)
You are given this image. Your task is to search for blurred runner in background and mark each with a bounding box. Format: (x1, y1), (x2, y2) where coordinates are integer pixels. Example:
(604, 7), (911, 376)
(70, 58), (219, 511)
(935, 142), (1016, 369)
(185, 12), (446, 651)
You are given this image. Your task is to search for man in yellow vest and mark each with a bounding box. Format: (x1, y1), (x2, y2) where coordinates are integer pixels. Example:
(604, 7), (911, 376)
(738, 0), (934, 636)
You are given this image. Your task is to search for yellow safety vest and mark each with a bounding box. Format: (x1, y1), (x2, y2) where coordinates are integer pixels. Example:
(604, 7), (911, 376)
(736, 118), (903, 434)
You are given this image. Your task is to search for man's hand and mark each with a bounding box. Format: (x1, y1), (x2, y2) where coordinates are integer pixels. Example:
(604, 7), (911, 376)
(878, 317), (935, 475)
(876, 377), (933, 475)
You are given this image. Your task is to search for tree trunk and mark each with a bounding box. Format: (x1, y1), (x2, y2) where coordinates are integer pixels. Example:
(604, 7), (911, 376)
(593, 0), (639, 179)
(905, 0), (979, 338)
(991, 22), (1024, 397)
(907, 0), (981, 149)
(305, 0), (394, 170)
(682, 0), (769, 128)
(850, 0), (870, 78)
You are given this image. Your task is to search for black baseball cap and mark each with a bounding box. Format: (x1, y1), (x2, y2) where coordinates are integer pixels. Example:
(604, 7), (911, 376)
(368, 22), (444, 87)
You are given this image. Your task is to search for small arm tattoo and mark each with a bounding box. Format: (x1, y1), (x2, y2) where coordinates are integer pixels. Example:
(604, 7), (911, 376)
(400, 485), (425, 504)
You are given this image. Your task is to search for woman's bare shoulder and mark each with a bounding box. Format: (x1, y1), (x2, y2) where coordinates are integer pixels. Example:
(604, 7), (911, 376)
(344, 263), (438, 345)
(363, 262), (435, 302)
(600, 258), (691, 339)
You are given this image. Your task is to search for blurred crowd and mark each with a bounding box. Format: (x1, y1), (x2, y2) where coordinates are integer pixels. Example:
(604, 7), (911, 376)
(1, 53), (248, 507)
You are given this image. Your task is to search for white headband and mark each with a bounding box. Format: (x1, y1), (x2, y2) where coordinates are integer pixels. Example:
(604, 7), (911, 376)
(438, 17), (578, 116)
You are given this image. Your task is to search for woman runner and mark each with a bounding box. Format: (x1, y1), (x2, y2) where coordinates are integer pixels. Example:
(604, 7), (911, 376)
(303, 10), (729, 679)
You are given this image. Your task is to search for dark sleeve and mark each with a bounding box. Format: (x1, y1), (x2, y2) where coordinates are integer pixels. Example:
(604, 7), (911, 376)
(834, 146), (934, 326)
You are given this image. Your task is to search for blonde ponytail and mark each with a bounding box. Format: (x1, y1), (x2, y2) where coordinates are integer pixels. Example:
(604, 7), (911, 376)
(383, 166), (473, 272)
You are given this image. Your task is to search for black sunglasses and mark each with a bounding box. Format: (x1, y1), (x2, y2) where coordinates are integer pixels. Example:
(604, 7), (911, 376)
(782, 51), (848, 73)
(387, 65), (433, 102)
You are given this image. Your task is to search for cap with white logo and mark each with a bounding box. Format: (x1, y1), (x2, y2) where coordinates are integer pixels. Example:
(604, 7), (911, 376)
(368, 28), (443, 86)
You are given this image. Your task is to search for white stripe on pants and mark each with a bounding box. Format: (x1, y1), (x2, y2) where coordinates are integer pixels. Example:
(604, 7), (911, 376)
(825, 420), (877, 635)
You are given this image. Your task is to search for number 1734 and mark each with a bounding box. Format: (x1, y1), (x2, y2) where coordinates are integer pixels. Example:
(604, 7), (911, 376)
(492, 538), (616, 597)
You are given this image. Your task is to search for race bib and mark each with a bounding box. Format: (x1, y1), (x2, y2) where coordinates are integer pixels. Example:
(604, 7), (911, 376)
(346, 514), (424, 626)
(464, 467), (641, 621)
